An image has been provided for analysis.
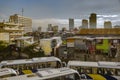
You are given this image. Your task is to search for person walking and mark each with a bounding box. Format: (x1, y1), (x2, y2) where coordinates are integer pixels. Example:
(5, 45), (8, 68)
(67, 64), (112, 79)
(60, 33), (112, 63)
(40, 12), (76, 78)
(110, 44), (117, 58)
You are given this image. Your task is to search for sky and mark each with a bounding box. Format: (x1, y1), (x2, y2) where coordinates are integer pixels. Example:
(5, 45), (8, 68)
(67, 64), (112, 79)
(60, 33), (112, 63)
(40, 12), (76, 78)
(0, 0), (120, 31)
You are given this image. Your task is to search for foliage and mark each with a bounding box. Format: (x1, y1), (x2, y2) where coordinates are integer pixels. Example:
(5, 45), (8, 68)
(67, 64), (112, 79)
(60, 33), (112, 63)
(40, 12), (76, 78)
(23, 44), (45, 58)
(0, 41), (8, 52)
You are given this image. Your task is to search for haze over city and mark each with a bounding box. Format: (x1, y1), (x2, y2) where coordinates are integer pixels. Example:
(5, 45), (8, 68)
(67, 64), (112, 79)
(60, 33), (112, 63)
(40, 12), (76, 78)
(0, 0), (120, 31)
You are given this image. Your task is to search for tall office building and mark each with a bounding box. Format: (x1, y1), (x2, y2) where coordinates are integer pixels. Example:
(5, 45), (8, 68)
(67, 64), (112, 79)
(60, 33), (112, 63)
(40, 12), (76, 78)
(104, 21), (112, 28)
(47, 24), (53, 31)
(9, 14), (32, 34)
(82, 19), (88, 28)
(38, 26), (42, 33)
(69, 18), (74, 30)
(89, 13), (97, 28)
(53, 25), (58, 32)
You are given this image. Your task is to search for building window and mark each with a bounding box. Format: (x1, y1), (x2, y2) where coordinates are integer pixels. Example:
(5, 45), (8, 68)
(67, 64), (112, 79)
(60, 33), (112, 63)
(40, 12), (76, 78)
(96, 39), (103, 44)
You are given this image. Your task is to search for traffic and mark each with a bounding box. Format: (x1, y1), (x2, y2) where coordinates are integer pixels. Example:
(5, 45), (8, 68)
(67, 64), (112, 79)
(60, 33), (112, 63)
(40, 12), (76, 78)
(0, 57), (119, 80)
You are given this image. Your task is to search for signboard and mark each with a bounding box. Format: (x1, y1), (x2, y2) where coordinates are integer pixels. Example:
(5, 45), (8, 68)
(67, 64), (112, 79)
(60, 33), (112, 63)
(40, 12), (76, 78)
(67, 39), (75, 47)
(75, 40), (86, 49)
(113, 40), (118, 43)
(67, 42), (74, 47)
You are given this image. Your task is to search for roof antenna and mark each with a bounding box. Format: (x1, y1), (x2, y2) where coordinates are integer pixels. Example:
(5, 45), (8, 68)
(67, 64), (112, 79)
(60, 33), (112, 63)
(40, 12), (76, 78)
(22, 8), (24, 16)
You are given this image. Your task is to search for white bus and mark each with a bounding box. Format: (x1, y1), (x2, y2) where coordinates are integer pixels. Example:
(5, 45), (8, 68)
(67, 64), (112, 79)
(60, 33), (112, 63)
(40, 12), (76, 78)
(68, 61), (119, 80)
(0, 68), (17, 78)
(2, 68), (81, 80)
(0, 57), (64, 75)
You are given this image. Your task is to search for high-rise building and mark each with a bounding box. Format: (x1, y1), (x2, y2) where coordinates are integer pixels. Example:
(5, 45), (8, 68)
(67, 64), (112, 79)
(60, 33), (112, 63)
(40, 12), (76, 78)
(69, 18), (74, 30)
(89, 13), (97, 28)
(104, 21), (112, 28)
(38, 26), (42, 33)
(9, 14), (32, 34)
(82, 19), (88, 28)
(53, 25), (58, 32)
(47, 24), (53, 31)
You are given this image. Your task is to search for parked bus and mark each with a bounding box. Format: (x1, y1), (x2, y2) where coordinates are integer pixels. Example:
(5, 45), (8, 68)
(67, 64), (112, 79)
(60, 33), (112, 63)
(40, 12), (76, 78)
(0, 68), (17, 78)
(68, 61), (119, 80)
(0, 57), (64, 74)
(1, 68), (81, 80)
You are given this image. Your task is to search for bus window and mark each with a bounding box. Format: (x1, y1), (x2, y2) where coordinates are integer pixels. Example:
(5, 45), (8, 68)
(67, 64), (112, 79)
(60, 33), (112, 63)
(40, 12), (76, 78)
(117, 69), (120, 76)
(97, 68), (103, 74)
(92, 67), (97, 74)
(75, 73), (80, 80)
(80, 68), (84, 73)
(62, 62), (66, 67)
(42, 64), (45, 68)
(1, 65), (5, 68)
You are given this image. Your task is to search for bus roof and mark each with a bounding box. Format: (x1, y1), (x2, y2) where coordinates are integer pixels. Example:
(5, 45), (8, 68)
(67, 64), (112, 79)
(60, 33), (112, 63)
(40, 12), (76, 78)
(68, 61), (120, 69)
(5, 68), (79, 80)
(0, 56), (61, 66)
(0, 68), (17, 77)
(37, 67), (79, 79)
(98, 61), (120, 69)
(68, 61), (98, 67)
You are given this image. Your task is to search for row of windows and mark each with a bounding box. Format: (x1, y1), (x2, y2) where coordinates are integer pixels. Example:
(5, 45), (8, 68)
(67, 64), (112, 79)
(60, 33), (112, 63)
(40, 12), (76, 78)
(71, 66), (120, 76)
(2, 62), (59, 70)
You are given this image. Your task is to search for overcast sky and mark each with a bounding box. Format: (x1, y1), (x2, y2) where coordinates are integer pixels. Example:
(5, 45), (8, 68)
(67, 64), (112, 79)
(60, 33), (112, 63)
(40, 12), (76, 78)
(0, 0), (120, 31)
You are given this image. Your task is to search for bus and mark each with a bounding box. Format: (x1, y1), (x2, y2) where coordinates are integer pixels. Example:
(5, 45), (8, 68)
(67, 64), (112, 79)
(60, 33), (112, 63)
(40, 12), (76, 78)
(68, 61), (119, 80)
(0, 57), (65, 75)
(0, 68), (17, 78)
(2, 68), (81, 80)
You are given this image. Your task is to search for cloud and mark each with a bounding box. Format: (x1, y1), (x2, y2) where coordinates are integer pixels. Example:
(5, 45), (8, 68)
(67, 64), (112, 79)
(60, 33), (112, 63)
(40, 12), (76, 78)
(32, 16), (120, 31)
(97, 15), (119, 18)
(0, 13), (8, 21)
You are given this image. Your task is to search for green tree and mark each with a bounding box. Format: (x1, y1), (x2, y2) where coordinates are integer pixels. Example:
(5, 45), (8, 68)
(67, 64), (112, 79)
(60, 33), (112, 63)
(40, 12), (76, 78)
(23, 44), (45, 58)
(0, 41), (8, 52)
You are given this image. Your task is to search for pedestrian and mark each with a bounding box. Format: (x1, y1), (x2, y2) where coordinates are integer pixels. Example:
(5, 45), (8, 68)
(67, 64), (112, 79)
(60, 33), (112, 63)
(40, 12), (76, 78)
(110, 44), (117, 58)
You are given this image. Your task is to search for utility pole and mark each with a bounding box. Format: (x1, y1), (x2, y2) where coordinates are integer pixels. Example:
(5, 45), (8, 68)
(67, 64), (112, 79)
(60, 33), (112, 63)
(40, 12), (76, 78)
(22, 8), (24, 16)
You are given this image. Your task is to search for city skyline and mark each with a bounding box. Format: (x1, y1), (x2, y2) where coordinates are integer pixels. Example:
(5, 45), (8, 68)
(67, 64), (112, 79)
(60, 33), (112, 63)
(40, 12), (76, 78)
(0, 0), (120, 31)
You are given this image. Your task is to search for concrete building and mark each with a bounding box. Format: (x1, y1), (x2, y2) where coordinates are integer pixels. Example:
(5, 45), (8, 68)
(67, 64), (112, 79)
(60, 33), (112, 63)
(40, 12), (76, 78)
(9, 14), (32, 34)
(114, 25), (120, 28)
(53, 25), (58, 33)
(89, 13), (97, 28)
(38, 26), (42, 33)
(82, 19), (88, 29)
(69, 18), (74, 31)
(0, 22), (23, 43)
(47, 24), (53, 31)
(104, 21), (112, 28)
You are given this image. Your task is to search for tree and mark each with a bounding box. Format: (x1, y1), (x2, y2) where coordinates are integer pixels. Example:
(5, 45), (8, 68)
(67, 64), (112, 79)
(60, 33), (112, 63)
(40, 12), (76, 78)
(23, 44), (45, 58)
(0, 41), (8, 52)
